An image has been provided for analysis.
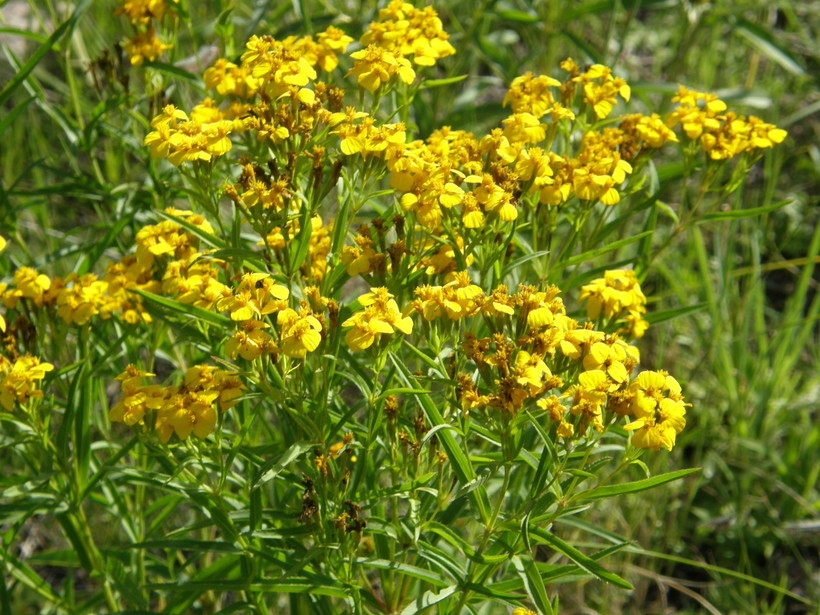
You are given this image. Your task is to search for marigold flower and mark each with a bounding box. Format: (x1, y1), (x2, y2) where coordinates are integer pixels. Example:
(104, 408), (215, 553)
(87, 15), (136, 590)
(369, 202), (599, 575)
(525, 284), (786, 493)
(0, 356), (54, 411)
(579, 269), (648, 337)
(124, 29), (171, 66)
(361, 1), (455, 67)
(116, 0), (176, 26)
(504, 72), (562, 117)
(349, 45), (415, 92)
(343, 288), (412, 351)
(573, 63), (631, 119)
(277, 308), (323, 358)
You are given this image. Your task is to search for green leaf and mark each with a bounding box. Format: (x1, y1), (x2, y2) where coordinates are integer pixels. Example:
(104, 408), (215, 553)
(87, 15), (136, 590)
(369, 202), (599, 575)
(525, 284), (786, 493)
(645, 303), (707, 325)
(528, 526), (633, 589)
(130, 540), (242, 553)
(355, 558), (448, 587)
(148, 577), (351, 598)
(0, 548), (65, 607)
(495, 9), (539, 23)
(559, 231), (653, 270)
(502, 249), (551, 279)
(697, 200), (791, 222)
(0, 27), (47, 43)
(0, 95), (35, 138)
(78, 214), (134, 276)
(558, 31), (602, 64)
(631, 548), (813, 605)
(214, 603), (258, 615)
(143, 61), (204, 85)
(512, 555), (555, 615)
(425, 521), (476, 559)
(390, 353), (491, 524)
(421, 75), (469, 89)
(288, 203), (314, 273)
(253, 442), (313, 488)
(0, 1), (89, 108)
(734, 18), (805, 75)
(416, 541), (466, 580)
(574, 468), (701, 502)
(399, 584), (458, 615)
(131, 289), (231, 327)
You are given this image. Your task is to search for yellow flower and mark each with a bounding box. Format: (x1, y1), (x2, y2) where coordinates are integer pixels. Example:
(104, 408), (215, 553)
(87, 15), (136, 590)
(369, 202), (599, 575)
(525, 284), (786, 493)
(504, 72), (562, 117)
(3, 267), (52, 309)
(55, 273), (109, 325)
(573, 63), (631, 119)
(413, 272), (483, 321)
(217, 274), (289, 321)
(579, 269), (648, 337)
(226, 320), (274, 361)
(160, 391), (218, 441)
(277, 308), (323, 358)
(619, 113), (679, 150)
(343, 288), (412, 351)
(623, 374), (687, 452)
(0, 356), (54, 411)
(360, 1), (455, 67)
(124, 29), (171, 66)
(582, 341), (630, 384)
(501, 113), (547, 144)
(116, 0), (176, 26)
(349, 45), (415, 92)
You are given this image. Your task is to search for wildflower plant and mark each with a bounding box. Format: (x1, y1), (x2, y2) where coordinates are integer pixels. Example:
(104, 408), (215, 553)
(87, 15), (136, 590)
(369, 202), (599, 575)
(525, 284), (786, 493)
(0, 2), (795, 614)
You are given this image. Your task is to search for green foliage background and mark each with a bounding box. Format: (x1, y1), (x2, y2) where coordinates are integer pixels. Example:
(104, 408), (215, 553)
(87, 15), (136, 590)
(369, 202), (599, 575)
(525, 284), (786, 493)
(1, 0), (817, 613)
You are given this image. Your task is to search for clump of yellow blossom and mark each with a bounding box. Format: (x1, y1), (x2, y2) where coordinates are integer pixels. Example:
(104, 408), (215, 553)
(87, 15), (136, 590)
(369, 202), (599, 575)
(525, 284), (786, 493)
(109, 364), (244, 443)
(360, 0), (455, 66)
(579, 269), (649, 338)
(503, 72), (562, 117)
(572, 63), (631, 119)
(116, 0), (176, 26)
(116, 0), (178, 65)
(143, 101), (239, 166)
(343, 288), (413, 351)
(122, 29), (171, 66)
(666, 86), (787, 160)
(349, 45), (416, 93)
(0, 355), (54, 412)
(621, 371), (687, 451)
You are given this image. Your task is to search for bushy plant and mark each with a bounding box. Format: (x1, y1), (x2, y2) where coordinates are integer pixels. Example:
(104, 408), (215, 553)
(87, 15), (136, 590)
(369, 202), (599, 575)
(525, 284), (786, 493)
(1, 1), (800, 614)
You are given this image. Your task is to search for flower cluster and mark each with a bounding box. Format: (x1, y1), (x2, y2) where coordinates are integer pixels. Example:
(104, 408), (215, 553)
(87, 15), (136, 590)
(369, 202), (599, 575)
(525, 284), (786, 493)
(450, 280), (684, 450)
(0, 355), (54, 412)
(109, 364), (244, 442)
(116, 0), (177, 65)
(342, 288), (413, 351)
(503, 72), (564, 118)
(360, 0), (455, 66)
(667, 86), (787, 159)
(143, 102), (240, 166)
(4, 11), (784, 462)
(216, 274), (334, 361)
(619, 371), (688, 451)
(0, 209), (223, 329)
(349, 46), (416, 92)
(579, 269), (649, 338)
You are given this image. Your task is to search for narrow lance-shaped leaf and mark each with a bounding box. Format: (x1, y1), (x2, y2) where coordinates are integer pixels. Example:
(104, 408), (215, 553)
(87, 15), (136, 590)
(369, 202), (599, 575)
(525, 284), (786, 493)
(528, 526), (633, 589)
(574, 468), (701, 502)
